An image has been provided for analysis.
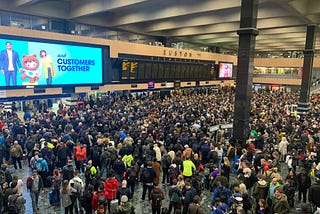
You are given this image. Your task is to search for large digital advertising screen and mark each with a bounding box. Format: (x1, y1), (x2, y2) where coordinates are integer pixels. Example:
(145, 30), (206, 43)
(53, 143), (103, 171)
(0, 36), (103, 88)
(219, 62), (233, 78)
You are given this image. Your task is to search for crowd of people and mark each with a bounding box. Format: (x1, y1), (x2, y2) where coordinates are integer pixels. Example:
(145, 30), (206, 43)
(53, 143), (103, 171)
(0, 87), (320, 214)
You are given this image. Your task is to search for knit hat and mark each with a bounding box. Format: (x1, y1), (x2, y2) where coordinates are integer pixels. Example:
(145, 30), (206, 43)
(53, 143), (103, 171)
(121, 195), (128, 203)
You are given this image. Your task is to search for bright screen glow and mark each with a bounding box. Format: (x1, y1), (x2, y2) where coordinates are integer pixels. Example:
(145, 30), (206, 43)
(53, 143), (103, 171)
(148, 81), (154, 88)
(0, 38), (103, 87)
(219, 62), (233, 78)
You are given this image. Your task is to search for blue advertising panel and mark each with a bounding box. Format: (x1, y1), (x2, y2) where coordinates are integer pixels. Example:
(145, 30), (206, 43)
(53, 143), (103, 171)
(0, 36), (103, 88)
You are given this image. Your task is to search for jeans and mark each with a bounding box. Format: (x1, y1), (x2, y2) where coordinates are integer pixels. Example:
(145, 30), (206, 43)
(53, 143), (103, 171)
(5, 70), (17, 86)
(30, 190), (40, 212)
(46, 68), (52, 85)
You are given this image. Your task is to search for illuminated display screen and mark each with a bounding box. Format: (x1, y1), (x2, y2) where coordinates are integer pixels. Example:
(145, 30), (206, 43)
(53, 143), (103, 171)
(0, 36), (103, 88)
(219, 62), (233, 78)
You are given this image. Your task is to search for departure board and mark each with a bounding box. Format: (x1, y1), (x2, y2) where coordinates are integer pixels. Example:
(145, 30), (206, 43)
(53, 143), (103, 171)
(118, 59), (215, 82)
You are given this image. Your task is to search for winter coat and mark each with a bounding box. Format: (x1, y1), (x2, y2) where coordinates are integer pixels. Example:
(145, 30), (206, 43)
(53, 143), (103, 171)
(253, 180), (269, 201)
(104, 178), (119, 200)
(10, 143), (23, 158)
(278, 138), (289, 155)
(271, 193), (290, 214)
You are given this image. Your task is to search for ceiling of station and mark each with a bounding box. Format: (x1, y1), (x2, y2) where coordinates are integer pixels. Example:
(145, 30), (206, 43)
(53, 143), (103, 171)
(0, 0), (319, 53)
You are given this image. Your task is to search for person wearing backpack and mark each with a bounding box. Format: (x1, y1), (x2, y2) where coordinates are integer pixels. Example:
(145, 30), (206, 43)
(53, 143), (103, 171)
(7, 188), (26, 214)
(33, 153), (48, 187)
(161, 151), (172, 185)
(50, 169), (62, 206)
(182, 182), (197, 214)
(125, 165), (137, 197)
(140, 162), (156, 201)
(26, 170), (44, 214)
(92, 184), (108, 213)
(168, 179), (182, 214)
(61, 159), (75, 182)
(150, 183), (164, 214)
(70, 170), (85, 213)
(212, 182), (231, 206)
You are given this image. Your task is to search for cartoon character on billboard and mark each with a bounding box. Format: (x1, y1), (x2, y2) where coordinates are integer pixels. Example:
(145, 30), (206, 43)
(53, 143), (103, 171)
(39, 50), (55, 85)
(20, 54), (41, 85)
(0, 41), (23, 86)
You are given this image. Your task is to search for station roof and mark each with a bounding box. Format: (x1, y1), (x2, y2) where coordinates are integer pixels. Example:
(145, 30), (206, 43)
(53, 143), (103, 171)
(0, 0), (319, 53)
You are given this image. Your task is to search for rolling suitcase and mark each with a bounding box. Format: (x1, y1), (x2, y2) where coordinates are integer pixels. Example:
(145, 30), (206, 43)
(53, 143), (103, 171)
(49, 190), (56, 205)
(109, 190), (118, 214)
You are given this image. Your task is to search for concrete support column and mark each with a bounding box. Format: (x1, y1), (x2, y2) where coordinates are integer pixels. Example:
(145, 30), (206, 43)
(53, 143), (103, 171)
(297, 24), (317, 114)
(232, 0), (259, 142)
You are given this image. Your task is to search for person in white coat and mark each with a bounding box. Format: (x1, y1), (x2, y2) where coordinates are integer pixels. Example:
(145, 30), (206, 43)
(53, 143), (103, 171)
(278, 137), (289, 162)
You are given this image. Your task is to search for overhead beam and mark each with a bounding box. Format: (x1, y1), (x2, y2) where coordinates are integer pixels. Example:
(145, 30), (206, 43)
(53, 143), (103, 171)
(69, 0), (151, 19)
(104, 0), (240, 27)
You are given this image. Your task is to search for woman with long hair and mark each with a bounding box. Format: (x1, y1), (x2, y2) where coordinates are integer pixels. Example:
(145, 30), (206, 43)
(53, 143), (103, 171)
(39, 50), (55, 85)
(221, 157), (231, 181)
(239, 183), (253, 214)
(60, 180), (74, 214)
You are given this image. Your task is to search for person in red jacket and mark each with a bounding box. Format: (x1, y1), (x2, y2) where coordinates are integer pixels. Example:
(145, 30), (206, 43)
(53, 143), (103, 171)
(92, 183), (108, 212)
(74, 142), (86, 173)
(104, 173), (119, 212)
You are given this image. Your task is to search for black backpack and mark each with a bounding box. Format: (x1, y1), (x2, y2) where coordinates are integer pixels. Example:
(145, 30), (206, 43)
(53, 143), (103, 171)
(8, 195), (19, 214)
(142, 168), (152, 183)
(217, 187), (227, 203)
(161, 154), (172, 169)
(127, 168), (137, 183)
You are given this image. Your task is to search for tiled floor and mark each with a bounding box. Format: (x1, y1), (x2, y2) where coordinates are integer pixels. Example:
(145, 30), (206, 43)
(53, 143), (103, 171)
(8, 159), (304, 214)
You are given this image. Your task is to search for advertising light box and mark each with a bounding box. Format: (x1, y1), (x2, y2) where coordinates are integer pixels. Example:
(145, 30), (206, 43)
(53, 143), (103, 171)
(0, 36), (104, 88)
(219, 62), (233, 78)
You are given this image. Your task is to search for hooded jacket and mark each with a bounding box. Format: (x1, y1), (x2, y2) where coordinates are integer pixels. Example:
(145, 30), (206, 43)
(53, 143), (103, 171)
(104, 177), (119, 199)
(271, 193), (290, 214)
(253, 179), (269, 201)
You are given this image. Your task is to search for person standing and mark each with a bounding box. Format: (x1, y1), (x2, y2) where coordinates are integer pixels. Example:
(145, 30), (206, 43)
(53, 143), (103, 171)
(26, 170), (44, 214)
(270, 187), (290, 214)
(140, 161), (156, 201)
(308, 175), (320, 210)
(150, 183), (164, 214)
(0, 41), (22, 86)
(60, 180), (76, 214)
(297, 168), (311, 203)
(182, 156), (196, 180)
(10, 140), (23, 170)
(187, 195), (205, 214)
(182, 182), (197, 214)
(39, 50), (55, 85)
(7, 187), (26, 214)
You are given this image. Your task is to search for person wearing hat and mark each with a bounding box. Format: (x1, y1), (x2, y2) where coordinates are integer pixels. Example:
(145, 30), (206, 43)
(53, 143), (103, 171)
(117, 195), (134, 214)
